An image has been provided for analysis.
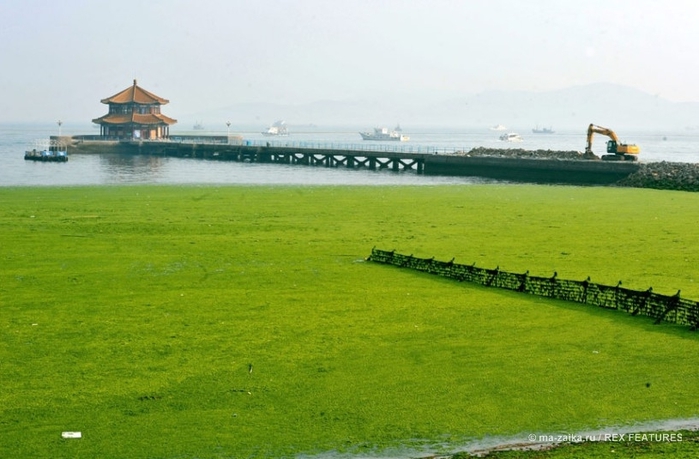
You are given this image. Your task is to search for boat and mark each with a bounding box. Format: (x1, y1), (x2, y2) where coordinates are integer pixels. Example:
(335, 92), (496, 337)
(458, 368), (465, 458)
(193, 121), (205, 130)
(262, 120), (289, 136)
(489, 124), (507, 131)
(499, 132), (523, 142)
(24, 139), (68, 162)
(532, 125), (555, 134)
(359, 125), (409, 141)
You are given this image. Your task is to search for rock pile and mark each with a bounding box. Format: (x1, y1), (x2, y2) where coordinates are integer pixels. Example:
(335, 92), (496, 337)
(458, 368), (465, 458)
(617, 161), (699, 192)
(459, 147), (588, 160)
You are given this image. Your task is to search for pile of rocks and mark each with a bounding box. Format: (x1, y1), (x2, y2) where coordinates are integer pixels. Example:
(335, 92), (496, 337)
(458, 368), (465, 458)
(617, 161), (699, 192)
(459, 147), (588, 160)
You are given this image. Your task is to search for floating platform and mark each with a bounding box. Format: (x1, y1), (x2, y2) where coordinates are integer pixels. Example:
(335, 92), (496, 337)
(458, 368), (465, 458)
(24, 139), (68, 162)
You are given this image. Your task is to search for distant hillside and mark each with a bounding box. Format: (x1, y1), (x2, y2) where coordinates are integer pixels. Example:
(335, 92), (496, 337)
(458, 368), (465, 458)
(182, 83), (699, 130)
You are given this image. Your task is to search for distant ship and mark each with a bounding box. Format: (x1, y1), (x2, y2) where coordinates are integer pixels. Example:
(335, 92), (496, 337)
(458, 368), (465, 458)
(193, 121), (205, 130)
(489, 124), (507, 131)
(359, 125), (409, 141)
(532, 125), (555, 134)
(262, 120), (289, 136)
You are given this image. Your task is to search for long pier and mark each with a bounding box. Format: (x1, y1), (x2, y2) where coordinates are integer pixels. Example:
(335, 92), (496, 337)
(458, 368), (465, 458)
(69, 137), (640, 185)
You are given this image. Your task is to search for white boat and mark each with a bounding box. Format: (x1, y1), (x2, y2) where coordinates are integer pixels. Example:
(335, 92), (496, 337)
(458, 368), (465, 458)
(262, 120), (289, 136)
(24, 139), (68, 162)
(359, 125), (409, 141)
(499, 132), (523, 142)
(490, 124), (507, 131)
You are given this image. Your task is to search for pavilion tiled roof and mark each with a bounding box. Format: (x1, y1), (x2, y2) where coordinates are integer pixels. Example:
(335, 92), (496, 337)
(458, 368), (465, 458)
(100, 79), (170, 105)
(92, 113), (177, 125)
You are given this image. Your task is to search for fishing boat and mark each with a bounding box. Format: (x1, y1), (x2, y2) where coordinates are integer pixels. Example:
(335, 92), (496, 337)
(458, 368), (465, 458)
(262, 120), (289, 136)
(499, 132), (523, 142)
(532, 125), (555, 134)
(359, 125), (409, 141)
(24, 139), (68, 162)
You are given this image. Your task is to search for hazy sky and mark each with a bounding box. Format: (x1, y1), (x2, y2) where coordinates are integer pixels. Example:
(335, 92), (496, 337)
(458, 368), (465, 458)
(2, 0), (698, 122)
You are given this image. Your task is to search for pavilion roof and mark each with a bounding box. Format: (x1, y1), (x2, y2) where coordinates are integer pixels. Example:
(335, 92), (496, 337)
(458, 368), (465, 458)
(100, 80), (170, 105)
(92, 113), (177, 126)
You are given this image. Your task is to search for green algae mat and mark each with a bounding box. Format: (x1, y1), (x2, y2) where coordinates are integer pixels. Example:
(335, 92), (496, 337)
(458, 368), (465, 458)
(1, 184), (698, 458)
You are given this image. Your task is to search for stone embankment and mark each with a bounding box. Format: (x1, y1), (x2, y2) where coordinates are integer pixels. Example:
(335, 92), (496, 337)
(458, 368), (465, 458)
(458, 147), (587, 160)
(458, 148), (699, 192)
(617, 162), (699, 192)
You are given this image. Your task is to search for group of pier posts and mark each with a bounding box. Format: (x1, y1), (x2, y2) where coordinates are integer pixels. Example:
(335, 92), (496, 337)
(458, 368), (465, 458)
(142, 143), (427, 173)
(250, 149), (424, 173)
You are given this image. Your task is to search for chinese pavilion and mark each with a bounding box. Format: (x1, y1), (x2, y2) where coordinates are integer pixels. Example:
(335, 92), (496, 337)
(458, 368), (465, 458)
(92, 80), (177, 140)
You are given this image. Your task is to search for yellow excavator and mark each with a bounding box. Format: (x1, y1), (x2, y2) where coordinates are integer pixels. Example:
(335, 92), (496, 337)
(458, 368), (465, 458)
(585, 124), (640, 161)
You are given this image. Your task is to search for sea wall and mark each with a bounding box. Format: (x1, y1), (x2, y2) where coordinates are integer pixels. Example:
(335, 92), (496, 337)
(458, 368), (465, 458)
(424, 154), (638, 184)
(453, 147), (699, 191)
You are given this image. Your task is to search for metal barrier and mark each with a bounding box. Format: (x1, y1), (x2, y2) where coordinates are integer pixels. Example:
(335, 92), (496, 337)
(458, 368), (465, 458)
(72, 135), (464, 154)
(241, 139), (462, 155)
(367, 248), (699, 330)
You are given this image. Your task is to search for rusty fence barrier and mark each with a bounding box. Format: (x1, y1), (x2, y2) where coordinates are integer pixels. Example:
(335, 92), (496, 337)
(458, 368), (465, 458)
(367, 248), (699, 330)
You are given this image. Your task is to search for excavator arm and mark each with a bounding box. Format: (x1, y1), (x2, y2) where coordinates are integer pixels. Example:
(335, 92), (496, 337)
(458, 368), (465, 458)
(585, 124), (619, 153)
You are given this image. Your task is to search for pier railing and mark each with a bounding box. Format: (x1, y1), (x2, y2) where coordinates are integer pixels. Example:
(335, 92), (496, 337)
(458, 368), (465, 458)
(164, 136), (462, 155)
(75, 134), (463, 153)
(240, 139), (460, 155)
(367, 248), (699, 330)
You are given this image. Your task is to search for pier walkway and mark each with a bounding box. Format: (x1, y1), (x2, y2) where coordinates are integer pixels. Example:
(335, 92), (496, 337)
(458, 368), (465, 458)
(70, 136), (640, 185)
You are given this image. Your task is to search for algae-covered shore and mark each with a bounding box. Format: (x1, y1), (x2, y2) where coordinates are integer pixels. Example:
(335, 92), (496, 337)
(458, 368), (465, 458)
(1, 184), (698, 458)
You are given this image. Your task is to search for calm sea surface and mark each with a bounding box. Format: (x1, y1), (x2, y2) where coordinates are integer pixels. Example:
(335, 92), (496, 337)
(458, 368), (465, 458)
(2, 123), (698, 187)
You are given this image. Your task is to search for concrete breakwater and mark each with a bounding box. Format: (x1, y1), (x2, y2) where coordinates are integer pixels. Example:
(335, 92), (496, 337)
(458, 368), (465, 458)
(68, 137), (644, 186)
(426, 152), (638, 184)
(457, 148), (699, 191)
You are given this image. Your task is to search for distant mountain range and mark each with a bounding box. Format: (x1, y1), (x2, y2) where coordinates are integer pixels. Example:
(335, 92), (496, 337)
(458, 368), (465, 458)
(182, 83), (699, 131)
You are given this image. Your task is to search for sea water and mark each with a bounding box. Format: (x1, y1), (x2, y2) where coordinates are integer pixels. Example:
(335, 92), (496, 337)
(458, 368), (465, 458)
(2, 123), (698, 187)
